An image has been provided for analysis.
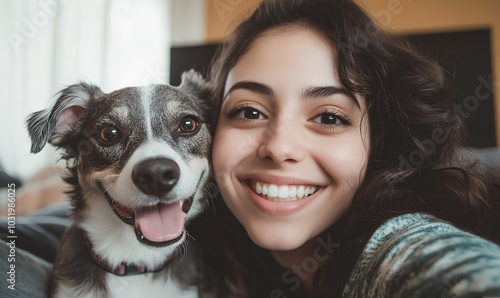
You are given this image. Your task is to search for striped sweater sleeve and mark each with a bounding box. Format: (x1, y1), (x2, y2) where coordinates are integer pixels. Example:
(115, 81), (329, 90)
(342, 213), (500, 297)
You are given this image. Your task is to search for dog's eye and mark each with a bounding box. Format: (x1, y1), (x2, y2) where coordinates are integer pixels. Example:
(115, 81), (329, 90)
(178, 116), (199, 134)
(100, 125), (120, 143)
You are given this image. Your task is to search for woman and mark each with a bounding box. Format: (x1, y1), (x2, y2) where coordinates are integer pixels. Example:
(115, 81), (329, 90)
(191, 0), (500, 297)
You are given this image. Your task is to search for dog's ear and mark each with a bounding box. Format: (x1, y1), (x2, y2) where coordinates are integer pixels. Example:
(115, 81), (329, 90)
(178, 69), (211, 104)
(26, 82), (104, 153)
(178, 69), (212, 127)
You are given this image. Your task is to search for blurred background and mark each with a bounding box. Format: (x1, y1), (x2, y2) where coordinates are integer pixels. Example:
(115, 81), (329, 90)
(0, 0), (499, 211)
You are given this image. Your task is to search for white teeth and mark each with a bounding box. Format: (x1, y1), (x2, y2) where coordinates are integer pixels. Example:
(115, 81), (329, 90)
(297, 186), (305, 198)
(305, 187), (313, 196)
(253, 182), (318, 202)
(267, 185), (278, 198)
(309, 187), (318, 196)
(256, 183), (262, 194)
(278, 186), (289, 198)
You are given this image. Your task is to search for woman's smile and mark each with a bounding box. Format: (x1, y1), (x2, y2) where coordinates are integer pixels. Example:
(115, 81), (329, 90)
(250, 181), (319, 202)
(235, 173), (325, 215)
(245, 181), (322, 215)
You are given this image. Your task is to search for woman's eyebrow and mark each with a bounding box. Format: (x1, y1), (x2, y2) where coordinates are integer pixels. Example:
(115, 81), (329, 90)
(302, 86), (360, 108)
(224, 82), (360, 108)
(224, 81), (274, 99)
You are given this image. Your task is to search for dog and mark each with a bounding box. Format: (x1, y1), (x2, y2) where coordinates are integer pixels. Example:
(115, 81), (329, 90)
(26, 70), (213, 297)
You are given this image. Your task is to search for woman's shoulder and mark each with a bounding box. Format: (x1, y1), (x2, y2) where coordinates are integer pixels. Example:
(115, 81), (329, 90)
(343, 213), (500, 297)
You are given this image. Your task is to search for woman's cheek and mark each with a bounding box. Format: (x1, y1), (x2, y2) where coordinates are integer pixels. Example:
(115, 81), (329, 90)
(318, 136), (369, 188)
(213, 128), (246, 181)
(214, 126), (263, 165)
(212, 130), (230, 179)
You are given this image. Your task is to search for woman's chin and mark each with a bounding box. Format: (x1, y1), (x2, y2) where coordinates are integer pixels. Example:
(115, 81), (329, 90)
(245, 224), (310, 252)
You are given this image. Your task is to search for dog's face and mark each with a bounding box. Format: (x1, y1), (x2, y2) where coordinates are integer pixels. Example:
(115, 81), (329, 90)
(27, 70), (212, 267)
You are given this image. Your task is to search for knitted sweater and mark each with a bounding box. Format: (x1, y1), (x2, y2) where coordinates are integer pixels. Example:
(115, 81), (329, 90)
(343, 213), (500, 297)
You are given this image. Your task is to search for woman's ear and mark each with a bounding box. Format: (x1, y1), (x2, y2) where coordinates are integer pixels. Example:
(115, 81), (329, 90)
(25, 82), (104, 153)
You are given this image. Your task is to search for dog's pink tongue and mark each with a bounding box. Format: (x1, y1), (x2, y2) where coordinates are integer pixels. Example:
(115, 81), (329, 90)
(135, 203), (186, 242)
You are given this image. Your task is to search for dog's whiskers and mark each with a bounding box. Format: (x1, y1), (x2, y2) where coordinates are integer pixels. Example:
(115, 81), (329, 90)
(203, 179), (219, 213)
(177, 233), (193, 262)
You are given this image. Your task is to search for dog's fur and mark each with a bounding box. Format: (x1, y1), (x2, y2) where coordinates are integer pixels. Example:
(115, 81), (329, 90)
(26, 70), (213, 297)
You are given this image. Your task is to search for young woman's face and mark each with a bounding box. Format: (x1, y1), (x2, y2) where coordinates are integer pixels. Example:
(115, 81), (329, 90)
(212, 25), (370, 252)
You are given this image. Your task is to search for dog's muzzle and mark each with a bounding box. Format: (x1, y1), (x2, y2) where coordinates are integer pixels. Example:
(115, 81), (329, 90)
(101, 157), (195, 248)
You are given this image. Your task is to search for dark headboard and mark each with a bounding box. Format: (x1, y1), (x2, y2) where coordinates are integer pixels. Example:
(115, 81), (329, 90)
(407, 28), (495, 148)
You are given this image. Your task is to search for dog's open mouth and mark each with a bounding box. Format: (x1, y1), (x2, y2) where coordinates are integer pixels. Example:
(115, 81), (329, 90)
(100, 185), (193, 248)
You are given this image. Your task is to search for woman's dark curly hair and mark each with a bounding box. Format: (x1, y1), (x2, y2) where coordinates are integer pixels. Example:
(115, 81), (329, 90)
(194, 0), (500, 296)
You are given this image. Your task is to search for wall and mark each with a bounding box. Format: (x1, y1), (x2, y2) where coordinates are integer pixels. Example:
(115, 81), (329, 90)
(205, 0), (500, 146)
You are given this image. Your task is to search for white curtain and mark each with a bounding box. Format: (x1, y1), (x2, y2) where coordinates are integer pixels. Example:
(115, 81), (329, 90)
(0, 0), (172, 181)
(171, 0), (206, 46)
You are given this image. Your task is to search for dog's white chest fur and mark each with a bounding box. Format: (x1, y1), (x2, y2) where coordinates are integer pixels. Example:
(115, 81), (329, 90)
(56, 272), (198, 298)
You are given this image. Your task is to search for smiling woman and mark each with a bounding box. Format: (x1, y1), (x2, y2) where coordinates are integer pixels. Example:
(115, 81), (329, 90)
(213, 25), (369, 256)
(191, 0), (500, 297)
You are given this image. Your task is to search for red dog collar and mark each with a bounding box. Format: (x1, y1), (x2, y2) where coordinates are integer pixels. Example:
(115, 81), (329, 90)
(83, 232), (177, 276)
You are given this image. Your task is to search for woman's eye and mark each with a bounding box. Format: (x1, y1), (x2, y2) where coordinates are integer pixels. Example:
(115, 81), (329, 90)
(178, 116), (200, 134)
(228, 106), (266, 120)
(99, 125), (121, 144)
(242, 108), (262, 119)
(312, 113), (343, 125)
(309, 110), (352, 131)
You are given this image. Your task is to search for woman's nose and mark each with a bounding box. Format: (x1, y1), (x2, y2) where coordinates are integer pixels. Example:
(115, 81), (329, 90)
(257, 119), (305, 164)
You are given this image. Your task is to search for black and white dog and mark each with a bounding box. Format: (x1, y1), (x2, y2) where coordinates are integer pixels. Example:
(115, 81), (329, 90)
(26, 70), (212, 297)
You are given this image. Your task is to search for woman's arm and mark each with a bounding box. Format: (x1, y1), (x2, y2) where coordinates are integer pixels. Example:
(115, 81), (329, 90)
(344, 213), (500, 297)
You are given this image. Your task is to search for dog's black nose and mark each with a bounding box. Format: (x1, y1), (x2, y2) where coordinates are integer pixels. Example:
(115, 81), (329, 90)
(132, 158), (180, 197)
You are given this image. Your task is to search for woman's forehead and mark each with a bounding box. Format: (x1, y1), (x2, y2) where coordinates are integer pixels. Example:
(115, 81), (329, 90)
(223, 24), (350, 104)
(230, 27), (334, 74)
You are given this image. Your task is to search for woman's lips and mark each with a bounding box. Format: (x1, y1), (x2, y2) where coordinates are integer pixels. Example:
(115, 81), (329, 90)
(249, 180), (318, 202)
(243, 179), (322, 215)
